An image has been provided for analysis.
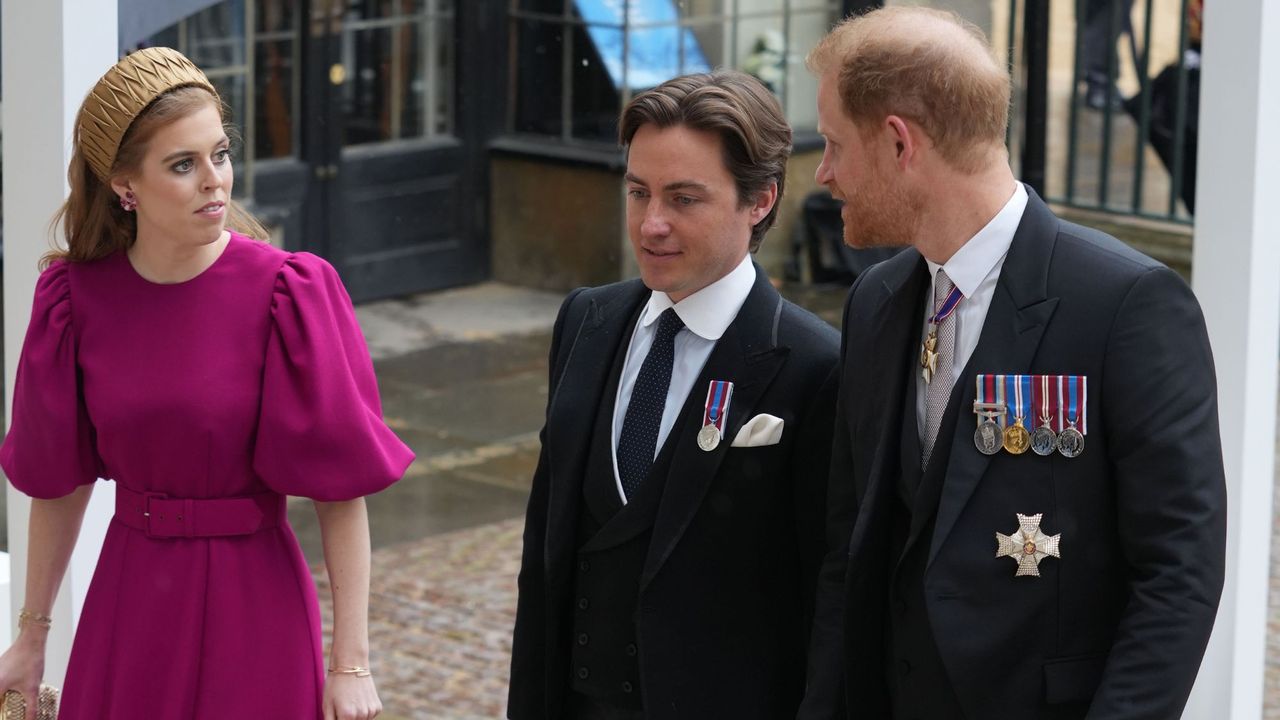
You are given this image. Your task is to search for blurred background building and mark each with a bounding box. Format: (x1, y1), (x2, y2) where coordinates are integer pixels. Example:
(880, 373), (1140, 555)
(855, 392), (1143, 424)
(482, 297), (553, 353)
(0, 0), (1201, 294)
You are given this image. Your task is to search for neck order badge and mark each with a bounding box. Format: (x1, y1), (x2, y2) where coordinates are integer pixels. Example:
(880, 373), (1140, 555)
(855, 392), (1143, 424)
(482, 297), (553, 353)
(920, 285), (964, 384)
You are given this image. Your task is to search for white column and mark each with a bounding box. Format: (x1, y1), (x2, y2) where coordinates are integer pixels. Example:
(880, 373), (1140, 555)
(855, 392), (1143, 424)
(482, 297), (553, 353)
(1184, 0), (1280, 716)
(1, 0), (117, 686)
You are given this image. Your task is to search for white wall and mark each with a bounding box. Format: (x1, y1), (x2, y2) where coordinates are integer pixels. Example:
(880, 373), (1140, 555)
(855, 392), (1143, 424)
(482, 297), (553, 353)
(1, 0), (118, 686)
(1184, 0), (1280, 716)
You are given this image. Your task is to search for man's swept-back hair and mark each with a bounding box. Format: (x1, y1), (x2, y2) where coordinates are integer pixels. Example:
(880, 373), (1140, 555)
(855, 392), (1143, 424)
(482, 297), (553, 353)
(807, 6), (1011, 173)
(619, 70), (792, 251)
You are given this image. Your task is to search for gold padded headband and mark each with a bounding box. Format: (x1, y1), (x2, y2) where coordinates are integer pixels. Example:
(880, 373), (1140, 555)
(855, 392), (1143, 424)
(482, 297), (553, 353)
(77, 47), (219, 181)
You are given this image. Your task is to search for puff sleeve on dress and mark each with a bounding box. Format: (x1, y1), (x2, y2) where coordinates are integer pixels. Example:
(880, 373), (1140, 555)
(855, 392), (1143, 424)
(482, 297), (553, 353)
(0, 261), (101, 498)
(254, 252), (414, 500)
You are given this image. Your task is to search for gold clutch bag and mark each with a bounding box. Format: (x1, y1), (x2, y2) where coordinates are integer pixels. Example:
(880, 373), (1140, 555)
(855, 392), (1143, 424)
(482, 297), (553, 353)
(0, 685), (58, 720)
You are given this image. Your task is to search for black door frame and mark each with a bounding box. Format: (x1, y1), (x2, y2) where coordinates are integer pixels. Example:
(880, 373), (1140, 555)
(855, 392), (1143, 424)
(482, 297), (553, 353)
(292, 0), (500, 300)
(457, 0), (507, 282)
(299, 0), (341, 263)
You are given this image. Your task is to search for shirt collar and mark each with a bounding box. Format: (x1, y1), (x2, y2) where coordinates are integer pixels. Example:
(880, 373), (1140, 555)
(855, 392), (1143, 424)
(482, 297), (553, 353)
(925, 182), (1029, 297)
(641, 253), (756, 341)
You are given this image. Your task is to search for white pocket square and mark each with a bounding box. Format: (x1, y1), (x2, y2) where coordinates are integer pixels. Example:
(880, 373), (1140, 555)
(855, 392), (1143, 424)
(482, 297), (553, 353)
(731, 413), (784, 447)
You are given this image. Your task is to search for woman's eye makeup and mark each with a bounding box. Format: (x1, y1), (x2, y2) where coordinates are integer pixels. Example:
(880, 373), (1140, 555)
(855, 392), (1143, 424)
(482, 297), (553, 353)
(169, 146), (231, 173)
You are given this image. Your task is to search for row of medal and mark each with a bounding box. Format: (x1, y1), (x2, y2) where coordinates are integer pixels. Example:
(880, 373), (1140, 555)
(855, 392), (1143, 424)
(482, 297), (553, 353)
(973, 374), (1088, 458)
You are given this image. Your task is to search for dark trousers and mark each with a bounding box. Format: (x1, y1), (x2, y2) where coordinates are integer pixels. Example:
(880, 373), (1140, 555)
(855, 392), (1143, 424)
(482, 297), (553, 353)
(565, 692), (646, 720)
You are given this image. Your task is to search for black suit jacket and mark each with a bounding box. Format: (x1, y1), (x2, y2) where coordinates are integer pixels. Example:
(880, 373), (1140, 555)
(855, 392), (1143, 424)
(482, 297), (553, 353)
(510, 265), (840, 720)
(800, 190), (1226, 719)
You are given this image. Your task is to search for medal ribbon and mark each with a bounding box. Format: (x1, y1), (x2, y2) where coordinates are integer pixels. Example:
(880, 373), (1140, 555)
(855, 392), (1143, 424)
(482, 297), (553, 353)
(978, 375), (1082, 433)
(1066, 375), (1087, 434)
(928, 286), (965, 325)
(1020, 374), (1032, 423)
(1002, 374), (1029, 425)
(702, 380), (734, 436)
(1004, 374), (1018, 423)
(1056, 374), (1066, 432)
(1038, 374), (1051, 425)
(994, 374), (1007, 429)
(1066, 375), (1080, 430)
(974, 374), (998, 429)
(1079, 375), (1088, 434)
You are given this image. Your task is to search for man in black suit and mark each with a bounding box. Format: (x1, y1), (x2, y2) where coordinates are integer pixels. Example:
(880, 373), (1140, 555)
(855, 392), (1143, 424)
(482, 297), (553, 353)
(508, 71), (840, 720)
(799, 7), (1225, 719)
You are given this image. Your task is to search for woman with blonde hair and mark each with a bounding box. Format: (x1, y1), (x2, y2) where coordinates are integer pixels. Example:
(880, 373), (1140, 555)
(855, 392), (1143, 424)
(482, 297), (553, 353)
(0, 48), (412, 719)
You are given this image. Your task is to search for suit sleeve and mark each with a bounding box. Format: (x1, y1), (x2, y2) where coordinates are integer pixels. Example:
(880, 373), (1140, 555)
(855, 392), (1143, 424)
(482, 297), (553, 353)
(1087, 267), (1226, 719)
(790, 349), (841, 635)
(508, 288), (586, 720)
(797, 279), (866, 720)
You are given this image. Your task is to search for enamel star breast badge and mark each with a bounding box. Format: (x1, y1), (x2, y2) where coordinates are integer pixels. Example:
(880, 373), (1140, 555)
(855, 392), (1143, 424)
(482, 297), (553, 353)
(995, 513), (1060, 577)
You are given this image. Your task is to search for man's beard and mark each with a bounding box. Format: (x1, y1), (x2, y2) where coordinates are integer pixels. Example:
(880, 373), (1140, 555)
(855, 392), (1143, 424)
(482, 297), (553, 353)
(840, 180), (921, 250)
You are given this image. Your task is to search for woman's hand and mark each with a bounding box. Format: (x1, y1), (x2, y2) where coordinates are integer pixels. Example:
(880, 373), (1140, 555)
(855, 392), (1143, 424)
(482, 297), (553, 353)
(316, 498), (378, 719)
(0, 631), (47, 720)
(323, 672), (381, 720)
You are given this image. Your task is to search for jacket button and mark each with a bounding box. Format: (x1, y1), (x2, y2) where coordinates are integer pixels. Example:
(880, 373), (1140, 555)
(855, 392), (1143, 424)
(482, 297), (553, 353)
(894, 599), (907, 616)
(625, 643), (637, 657)
(578, 597), (590, 610)
(621, 681), (633, 693)
(898, 659), (912, 676)
(577, 666), (589, 680)
(579, 560), (590, 572)
(577, 633), (589, 646)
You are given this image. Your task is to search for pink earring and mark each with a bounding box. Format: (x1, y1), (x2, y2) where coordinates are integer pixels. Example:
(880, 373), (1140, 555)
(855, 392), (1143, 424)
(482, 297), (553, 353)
(119, 191), (138, 212)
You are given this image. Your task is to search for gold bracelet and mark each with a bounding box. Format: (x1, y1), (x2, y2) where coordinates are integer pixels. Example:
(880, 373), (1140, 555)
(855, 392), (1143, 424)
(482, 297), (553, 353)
(18, 608), (52, 630)
(327, 665), (372, 678)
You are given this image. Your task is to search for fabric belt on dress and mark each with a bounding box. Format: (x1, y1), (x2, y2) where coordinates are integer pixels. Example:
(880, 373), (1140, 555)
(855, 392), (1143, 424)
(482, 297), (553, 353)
(114, 486), (285, 538)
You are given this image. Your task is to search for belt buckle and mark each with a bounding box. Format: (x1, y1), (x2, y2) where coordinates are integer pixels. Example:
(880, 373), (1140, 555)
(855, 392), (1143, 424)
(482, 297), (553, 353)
(142, 491), (169, 538)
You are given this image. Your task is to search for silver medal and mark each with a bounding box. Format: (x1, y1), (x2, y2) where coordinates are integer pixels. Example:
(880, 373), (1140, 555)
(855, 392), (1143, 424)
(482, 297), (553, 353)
(1031, 424), (1058, 456)
(697, 424), (721, 452)
(1056, 425), (1084, 458)
(973, 419), (1003, 456)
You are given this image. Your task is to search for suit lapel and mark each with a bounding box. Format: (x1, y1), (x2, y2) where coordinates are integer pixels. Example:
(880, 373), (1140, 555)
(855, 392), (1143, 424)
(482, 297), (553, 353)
(543, 282), (648, 582)
(927, 189), (1061, 568)
(857, 251), (930, 526)
(639, 267), (787, 591)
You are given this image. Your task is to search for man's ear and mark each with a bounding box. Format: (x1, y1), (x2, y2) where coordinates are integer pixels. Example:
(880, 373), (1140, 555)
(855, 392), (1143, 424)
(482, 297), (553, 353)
(884, 114), (918, 171)
(749, 181), (779, 226)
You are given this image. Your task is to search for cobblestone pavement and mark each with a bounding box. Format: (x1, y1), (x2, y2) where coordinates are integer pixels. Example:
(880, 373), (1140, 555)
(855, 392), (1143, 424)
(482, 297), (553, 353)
(287, 282), (563, 719)
(313, 519), (524, 720)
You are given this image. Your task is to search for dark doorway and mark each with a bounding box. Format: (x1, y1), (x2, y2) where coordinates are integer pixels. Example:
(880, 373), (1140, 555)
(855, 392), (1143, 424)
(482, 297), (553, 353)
(301, 0), (484, 302)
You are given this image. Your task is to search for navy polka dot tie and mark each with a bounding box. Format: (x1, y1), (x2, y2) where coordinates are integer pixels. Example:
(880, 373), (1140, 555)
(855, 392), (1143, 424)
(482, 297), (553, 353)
(617, 308), (685, 500)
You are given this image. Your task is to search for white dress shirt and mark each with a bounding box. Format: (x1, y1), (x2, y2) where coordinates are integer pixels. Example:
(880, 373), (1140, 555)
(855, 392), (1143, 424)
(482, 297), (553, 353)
(915, 182), (1029, 438)
(611, 253), (756, 503)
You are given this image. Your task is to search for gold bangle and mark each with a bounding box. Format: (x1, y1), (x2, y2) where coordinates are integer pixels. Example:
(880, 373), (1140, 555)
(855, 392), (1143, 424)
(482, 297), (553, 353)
(18, 608), (52, 630)
(327, 666), (372, 678)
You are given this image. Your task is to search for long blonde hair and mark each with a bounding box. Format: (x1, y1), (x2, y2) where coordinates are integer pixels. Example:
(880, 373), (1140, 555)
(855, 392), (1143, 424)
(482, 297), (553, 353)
(45, 85), (267, 270)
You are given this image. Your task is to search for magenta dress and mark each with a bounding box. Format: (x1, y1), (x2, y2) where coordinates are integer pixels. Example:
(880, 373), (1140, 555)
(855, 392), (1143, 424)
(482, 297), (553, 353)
(0, 234), (413, 719)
